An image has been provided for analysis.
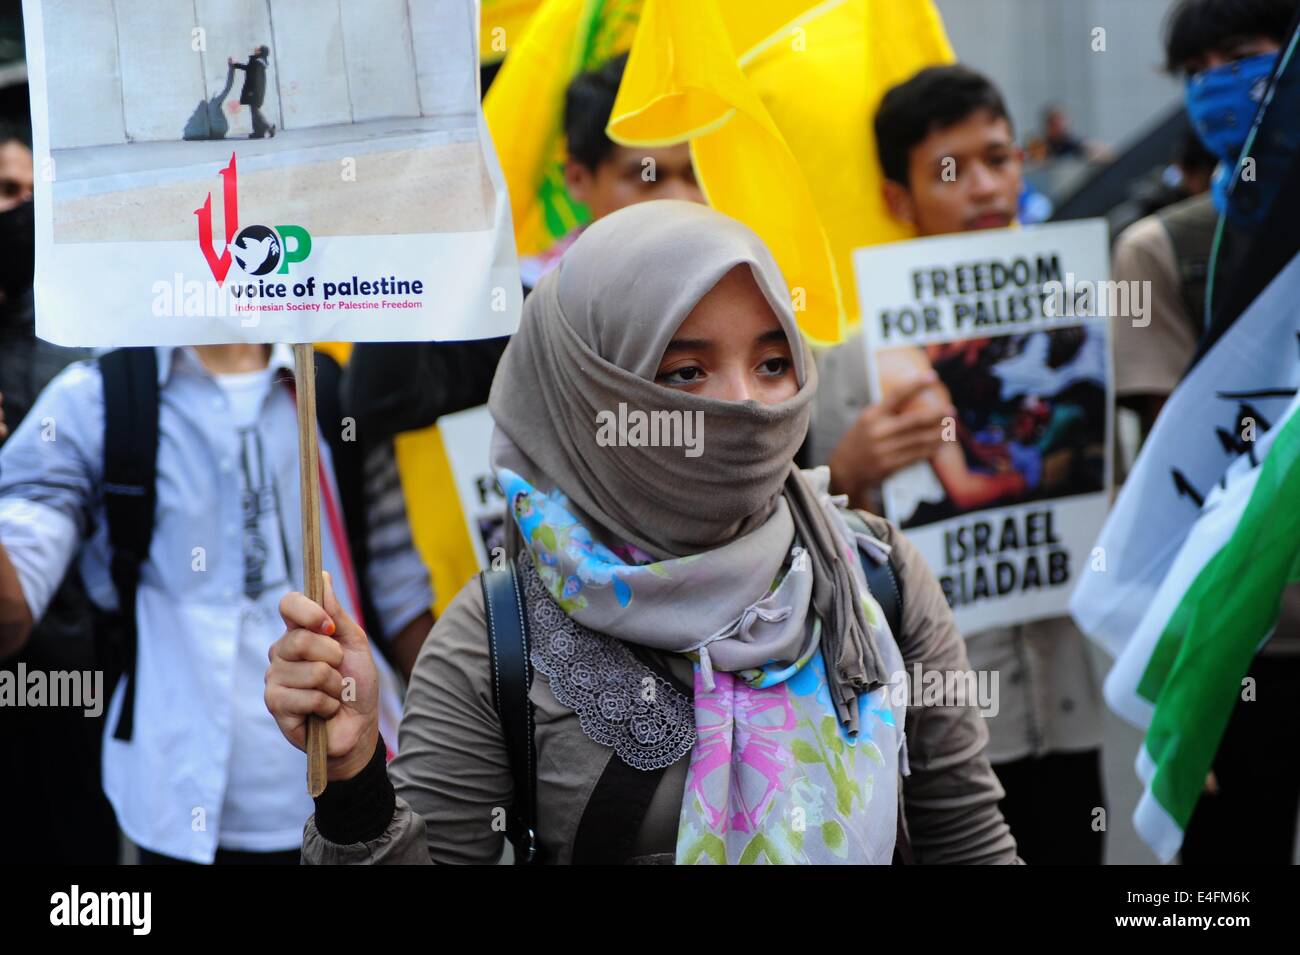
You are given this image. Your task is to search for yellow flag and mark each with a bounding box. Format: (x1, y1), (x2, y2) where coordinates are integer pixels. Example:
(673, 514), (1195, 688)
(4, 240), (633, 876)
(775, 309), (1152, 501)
(481, 0), (545, 65)
(609, 0), (953, 343)
(485, 0), (644, 257)
(394, 427), (480, 617)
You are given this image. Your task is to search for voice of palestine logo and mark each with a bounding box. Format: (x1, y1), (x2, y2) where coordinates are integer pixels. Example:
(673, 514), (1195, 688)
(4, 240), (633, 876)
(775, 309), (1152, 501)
(194, 152), (312, 284)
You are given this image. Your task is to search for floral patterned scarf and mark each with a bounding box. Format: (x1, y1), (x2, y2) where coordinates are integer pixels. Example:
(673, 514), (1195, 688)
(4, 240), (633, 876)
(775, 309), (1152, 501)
(500, 464), (908, 864)
(678, 615), (908, 864)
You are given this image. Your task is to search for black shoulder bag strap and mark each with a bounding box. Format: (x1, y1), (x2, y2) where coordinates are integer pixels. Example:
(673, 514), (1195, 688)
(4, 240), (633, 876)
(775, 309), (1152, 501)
(100, 347), (160, 742)
(480, 559), (541, 864)
(839, 509), (912, 863)
(840, 509), (904, 641)
(483, 559), (682, 865)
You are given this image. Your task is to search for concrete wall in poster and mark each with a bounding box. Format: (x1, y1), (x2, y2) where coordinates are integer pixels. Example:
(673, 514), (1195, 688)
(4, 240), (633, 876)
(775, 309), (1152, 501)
(43, 0), (127, 149)
(115, 0), (209, 144)
(339, 0), (421, 122)
(267, 0), (352, 129)
(410, 0), (477, 117)
(42, 0), (475, 150)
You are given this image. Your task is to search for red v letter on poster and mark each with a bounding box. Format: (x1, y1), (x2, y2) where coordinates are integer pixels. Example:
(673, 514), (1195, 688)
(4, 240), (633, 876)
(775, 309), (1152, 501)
(195, 153), (239, 285)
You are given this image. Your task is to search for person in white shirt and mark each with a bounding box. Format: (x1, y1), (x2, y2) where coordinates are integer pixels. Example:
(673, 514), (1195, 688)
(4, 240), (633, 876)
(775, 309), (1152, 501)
(0, 343), (433, 864)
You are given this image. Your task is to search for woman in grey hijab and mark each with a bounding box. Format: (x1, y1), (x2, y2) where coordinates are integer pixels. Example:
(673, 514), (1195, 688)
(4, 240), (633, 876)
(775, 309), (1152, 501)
(268, 201), (1019, 865)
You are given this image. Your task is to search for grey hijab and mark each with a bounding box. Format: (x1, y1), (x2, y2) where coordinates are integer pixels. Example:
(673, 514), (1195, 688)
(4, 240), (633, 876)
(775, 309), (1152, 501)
(488, 200), (887, 732)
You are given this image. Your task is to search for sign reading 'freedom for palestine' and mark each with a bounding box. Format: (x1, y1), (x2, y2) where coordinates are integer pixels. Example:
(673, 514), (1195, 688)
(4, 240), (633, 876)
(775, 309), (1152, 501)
(854, 219), (1114, 634)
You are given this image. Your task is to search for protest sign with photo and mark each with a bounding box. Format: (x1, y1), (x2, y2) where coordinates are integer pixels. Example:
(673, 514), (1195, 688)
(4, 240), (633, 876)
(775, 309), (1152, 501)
(19, 0), (520, 796)
(853, 219), (1113, 634)
(24, 0), (520, 346)
(437, 404), (506, 570)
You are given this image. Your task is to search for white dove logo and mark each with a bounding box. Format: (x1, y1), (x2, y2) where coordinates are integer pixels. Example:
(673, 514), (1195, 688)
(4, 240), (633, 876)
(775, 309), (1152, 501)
(231, 225), (282, 276)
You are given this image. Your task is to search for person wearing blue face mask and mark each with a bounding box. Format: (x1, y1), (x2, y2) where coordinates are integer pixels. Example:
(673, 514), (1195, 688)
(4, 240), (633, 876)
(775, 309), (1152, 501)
(1185, 46), (1278, 212)
(1112, 0), (1293, 442)
(1113, 0), (1300, 866)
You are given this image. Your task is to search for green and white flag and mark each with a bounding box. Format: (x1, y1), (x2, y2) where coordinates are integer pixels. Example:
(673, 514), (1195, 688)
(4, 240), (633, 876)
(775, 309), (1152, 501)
(1116, 392), (1298, 861)
(1070, 254), (1300, 861)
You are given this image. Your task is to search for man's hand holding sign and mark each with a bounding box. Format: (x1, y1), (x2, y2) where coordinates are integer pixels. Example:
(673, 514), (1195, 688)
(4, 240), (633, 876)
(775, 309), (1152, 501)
(828, 372), (952, 507)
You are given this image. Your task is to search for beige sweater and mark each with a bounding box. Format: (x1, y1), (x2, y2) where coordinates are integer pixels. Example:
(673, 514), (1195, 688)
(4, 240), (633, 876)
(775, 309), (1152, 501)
(302, 513), (1020, 864)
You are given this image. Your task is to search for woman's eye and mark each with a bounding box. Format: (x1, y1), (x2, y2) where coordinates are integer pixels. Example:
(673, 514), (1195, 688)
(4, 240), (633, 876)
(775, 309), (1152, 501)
(659, 365), (704, 386)
(758, 356), (792, 376)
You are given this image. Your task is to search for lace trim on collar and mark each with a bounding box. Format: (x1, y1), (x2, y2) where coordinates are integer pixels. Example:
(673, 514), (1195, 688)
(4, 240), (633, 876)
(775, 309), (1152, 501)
(520, 551), (696, 772)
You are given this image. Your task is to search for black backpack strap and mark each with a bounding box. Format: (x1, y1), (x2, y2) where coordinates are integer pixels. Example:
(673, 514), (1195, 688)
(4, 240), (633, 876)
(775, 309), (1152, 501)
(571, 643), (687, 864)
(838, 509), (912, 864)
(99, 348), (160, 742)
(862, 551), (903, 644)
(839, 509), (904, 641)
(480, 559), (541, 864)
(863, 544), (912, 865)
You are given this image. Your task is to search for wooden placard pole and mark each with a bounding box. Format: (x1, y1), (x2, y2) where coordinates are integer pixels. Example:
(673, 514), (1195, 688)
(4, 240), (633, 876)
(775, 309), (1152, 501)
(293, 343), (329, 797)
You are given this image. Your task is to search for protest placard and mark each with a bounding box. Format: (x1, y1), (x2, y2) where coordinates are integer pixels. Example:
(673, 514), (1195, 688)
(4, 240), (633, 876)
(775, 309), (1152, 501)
(22, 0), (520, 793)
(853, 220), (1113, 634)
(438, 405), (506, 571)
(24, 0), (520, 346)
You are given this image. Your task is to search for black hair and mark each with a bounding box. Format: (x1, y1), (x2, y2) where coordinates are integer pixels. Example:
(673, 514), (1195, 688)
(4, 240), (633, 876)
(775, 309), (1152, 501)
(874, 65), (1012, 186)
(1163, 0), (1298, 73)
(258, 44), (271, 58)
(563, 52), (627, 171)
(0, 118), (31, 150)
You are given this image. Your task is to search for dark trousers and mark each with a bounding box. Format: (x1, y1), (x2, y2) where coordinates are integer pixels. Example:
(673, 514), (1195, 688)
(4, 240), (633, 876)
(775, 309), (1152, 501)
(1180, 654), (1300, 864)
(249, 104), (271, 138)
(139, 847), (300, 865)
(993, 748), (1107, 865)
(0, 624), (119, 865)
(0, 701), (119, 864)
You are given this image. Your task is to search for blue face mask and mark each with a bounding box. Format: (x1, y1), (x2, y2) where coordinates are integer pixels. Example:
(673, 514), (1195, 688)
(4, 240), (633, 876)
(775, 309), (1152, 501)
(1184, 52), (1276, 165)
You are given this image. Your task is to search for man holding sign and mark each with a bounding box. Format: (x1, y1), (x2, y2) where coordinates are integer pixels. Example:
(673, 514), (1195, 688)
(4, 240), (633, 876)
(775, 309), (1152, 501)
(812, 66), (1107, 865)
